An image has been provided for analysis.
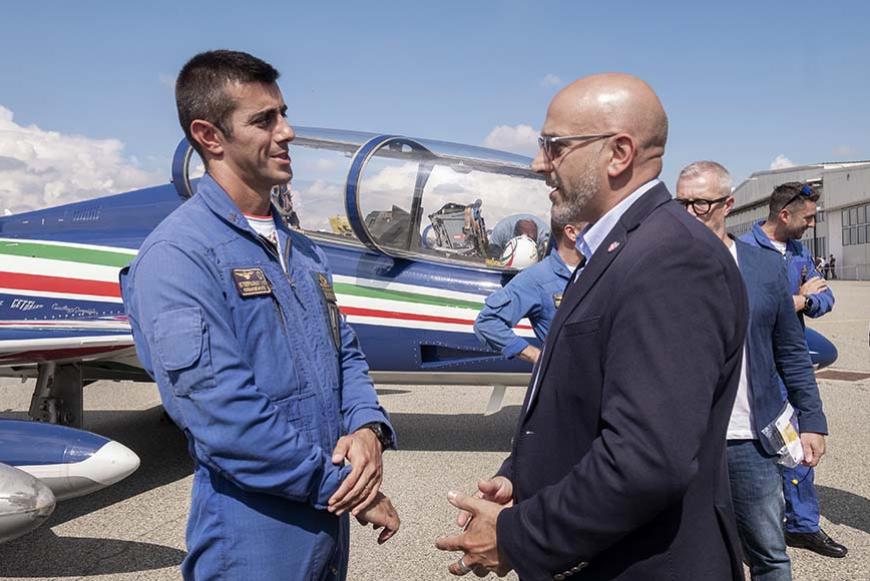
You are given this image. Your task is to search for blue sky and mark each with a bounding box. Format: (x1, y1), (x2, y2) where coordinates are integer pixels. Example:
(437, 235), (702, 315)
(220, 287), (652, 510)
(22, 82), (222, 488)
(1, 1), (869, 211)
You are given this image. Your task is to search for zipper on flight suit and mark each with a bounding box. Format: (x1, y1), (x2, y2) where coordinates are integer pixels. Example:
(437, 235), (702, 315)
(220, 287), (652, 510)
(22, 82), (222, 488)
(255, 235), (291, 333)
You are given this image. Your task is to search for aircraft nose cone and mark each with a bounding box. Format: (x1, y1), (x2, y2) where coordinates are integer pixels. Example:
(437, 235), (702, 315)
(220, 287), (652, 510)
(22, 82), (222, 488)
(90, 441), (140, 487)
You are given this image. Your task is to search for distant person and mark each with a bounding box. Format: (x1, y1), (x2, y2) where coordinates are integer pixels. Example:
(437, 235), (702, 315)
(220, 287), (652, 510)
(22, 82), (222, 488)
(438, 73), (748, 580)
(741, 182), (846, 558)
(121, 50), (398, 580)
(829, 254), (837, 279)
(487, 213), (549, 258)
(678, 161), (828, 580)
(474, 204), (585, 364)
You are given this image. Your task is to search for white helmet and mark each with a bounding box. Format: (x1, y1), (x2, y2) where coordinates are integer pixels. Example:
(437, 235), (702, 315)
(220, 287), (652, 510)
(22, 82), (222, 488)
(500, 235), (539, 269)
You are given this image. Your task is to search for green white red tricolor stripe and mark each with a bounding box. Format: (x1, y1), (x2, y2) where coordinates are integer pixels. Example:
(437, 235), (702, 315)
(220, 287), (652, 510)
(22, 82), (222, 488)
(0, 238), (534, 338)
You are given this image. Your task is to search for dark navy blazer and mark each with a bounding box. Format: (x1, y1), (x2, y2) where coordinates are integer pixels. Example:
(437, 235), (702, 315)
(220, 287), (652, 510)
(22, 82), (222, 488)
(496, 183), (749, 581)
(734, 239), (827, 441)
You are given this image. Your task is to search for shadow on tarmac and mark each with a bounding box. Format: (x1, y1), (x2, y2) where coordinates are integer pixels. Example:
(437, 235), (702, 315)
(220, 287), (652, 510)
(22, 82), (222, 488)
(817, 485), (870, 534)
(0, 532), (186, 577)
(388, 405), (521, 452)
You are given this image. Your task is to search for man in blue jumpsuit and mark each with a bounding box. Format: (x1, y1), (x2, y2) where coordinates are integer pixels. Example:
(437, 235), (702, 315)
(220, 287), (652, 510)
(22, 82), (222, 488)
(121, 50), (399, 580)
(740, 181), (847, 558)
(474, 205), (584, 364)
(487, 213), (550, 259)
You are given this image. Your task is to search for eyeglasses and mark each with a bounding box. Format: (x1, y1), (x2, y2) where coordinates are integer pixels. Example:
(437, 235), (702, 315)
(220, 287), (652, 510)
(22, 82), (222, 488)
(676, 195), (731, 216)
(782, 184), (815, 209)
(537, 133), (617, 160)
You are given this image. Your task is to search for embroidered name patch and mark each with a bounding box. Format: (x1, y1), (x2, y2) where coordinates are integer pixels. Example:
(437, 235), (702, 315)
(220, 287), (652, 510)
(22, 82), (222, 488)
(232, 268), (272, 297)
(316, 273), (337, 302)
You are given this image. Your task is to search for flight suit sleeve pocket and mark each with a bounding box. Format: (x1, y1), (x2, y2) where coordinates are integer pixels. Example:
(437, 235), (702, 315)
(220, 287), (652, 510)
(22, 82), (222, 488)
(484, 292), (510, 310)
(563, 316), (600, 337)
(153, 307), (215, 396)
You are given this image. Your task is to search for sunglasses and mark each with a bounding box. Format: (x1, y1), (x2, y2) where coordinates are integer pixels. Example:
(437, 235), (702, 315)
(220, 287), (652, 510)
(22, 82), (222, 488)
(782, 184), (815, 209)
(537, 133), (616, 160)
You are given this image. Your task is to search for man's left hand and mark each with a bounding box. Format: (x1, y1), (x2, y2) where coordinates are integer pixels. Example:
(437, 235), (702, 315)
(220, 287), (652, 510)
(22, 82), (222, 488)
(800, 432), (826, 467)
(436, 491), (512, 577)
(328, 428), (383, 515)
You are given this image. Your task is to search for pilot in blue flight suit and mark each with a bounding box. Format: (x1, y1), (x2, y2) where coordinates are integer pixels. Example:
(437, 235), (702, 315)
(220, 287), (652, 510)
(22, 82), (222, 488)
(121, 51), (399, 580)
(741, 182), (846, 558)
(475, 209), (585, 364)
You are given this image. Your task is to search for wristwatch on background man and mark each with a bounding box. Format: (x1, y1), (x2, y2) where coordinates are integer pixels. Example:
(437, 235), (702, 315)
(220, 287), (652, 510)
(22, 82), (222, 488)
(360, 422), (393, 450)
(803, 294), (816, 313)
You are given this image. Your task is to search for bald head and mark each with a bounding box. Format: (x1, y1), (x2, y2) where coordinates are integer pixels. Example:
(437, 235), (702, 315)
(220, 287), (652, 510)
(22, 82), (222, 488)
(549, 73), (668, 171)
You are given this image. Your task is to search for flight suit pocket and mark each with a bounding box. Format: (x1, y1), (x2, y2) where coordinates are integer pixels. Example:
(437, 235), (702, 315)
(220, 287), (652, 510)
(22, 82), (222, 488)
(154, 307), (215, 396)
(274, 391), (320, 447)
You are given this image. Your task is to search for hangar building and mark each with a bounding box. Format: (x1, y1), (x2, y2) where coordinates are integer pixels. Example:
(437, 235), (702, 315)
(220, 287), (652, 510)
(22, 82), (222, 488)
(726, 161), (870, 280)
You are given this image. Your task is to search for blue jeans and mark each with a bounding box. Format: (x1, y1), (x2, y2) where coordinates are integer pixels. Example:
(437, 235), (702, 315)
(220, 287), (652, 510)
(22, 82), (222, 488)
(727, 440), (791, 581)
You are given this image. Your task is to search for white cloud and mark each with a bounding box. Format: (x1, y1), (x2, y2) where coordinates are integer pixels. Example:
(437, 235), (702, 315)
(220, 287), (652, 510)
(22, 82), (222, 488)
(833, 145), (857, 158)
(0, 105), (164, 214)
(541, 74), (563, 87)
(770, 154), (796, 170)
(483, 124), (539, 156)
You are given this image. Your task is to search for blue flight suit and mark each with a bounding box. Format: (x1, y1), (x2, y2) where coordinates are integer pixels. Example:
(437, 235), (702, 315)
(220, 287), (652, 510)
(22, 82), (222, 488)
(121, 174), (394, 580)
(741, 221), (834, 534)
(473, 250), (573, 358)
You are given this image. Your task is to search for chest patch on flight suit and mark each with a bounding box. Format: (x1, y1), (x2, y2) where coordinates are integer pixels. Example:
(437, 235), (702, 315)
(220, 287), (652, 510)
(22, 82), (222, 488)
(553, 293), (563, 308)
(231, 268), (272, 297)
(314, 272), (341, 350)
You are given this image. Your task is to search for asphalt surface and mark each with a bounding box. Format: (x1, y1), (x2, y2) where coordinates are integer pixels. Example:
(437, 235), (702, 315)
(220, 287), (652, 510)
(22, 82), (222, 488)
(0, 280), (868, 581)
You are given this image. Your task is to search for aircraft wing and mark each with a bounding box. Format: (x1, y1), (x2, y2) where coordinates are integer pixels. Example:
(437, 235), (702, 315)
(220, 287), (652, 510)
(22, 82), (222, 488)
(0, 320), (133, 366)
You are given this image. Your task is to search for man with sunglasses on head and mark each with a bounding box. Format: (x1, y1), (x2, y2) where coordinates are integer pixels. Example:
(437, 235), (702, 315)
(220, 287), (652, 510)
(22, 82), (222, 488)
(677, 162), (828, 580)
(740, 183), (846, 559)
(437, 74), (748, 581)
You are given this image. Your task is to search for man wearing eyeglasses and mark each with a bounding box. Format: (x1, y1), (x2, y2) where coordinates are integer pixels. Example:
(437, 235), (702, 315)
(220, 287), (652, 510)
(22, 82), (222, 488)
(677, 161), (828, 580)
(437, 74), (748, 581)
(740, 183), (846, 559)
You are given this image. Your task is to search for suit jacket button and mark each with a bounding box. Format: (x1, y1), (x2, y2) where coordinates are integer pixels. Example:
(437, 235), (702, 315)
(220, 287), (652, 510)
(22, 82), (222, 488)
(554, 574), (566, 580)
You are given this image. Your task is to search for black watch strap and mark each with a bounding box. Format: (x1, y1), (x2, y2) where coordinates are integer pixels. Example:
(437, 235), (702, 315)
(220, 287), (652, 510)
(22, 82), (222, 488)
(361, 422), (392, 450)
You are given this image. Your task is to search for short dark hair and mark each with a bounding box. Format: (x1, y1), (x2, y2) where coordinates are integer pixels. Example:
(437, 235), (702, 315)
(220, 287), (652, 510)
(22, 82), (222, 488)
(767, 182), (820, 219)
(551, 203), (584, 243)
(175, 50), (280, 157)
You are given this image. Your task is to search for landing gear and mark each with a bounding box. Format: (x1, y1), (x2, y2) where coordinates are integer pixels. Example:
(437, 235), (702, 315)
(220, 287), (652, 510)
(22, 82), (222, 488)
(28, 362), (84, 427)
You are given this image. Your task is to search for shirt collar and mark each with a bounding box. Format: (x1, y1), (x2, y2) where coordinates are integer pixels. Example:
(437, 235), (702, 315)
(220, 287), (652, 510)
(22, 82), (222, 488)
(546, 247), (575, 279)
(576, 179), (660, 261)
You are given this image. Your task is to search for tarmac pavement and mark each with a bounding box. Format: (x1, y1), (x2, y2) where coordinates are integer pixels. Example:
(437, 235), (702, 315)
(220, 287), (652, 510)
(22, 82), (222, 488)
(0, 280), (868, 581)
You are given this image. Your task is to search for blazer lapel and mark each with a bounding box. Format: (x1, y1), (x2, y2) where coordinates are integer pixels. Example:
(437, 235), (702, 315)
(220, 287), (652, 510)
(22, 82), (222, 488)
(522, 183), (673, 417)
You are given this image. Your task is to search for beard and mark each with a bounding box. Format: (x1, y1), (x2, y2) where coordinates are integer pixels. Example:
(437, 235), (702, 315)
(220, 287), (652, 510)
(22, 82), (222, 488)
(554, 160), (600, 219)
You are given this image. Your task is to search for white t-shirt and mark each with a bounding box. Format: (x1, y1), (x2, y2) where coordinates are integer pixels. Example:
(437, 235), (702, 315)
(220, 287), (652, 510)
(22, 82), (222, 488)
(726, 241), (756, 440)
(770, 239), (787, 255)
(246, 213), (286, 272)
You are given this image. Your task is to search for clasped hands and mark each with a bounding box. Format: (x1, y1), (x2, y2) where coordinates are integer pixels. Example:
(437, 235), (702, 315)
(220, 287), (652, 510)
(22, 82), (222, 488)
(327, 427), (400, 544)
(435, 476), (514, 577)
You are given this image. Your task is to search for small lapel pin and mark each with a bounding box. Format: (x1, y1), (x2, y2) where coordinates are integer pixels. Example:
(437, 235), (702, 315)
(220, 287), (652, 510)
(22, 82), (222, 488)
(608, 241), (620, 252)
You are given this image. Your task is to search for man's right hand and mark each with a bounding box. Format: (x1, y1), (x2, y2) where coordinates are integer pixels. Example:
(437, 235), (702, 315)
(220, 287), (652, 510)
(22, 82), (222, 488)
(355, 492), (400, 544)
(456, 476), (514, 528)
(517, 345), (541, 365)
